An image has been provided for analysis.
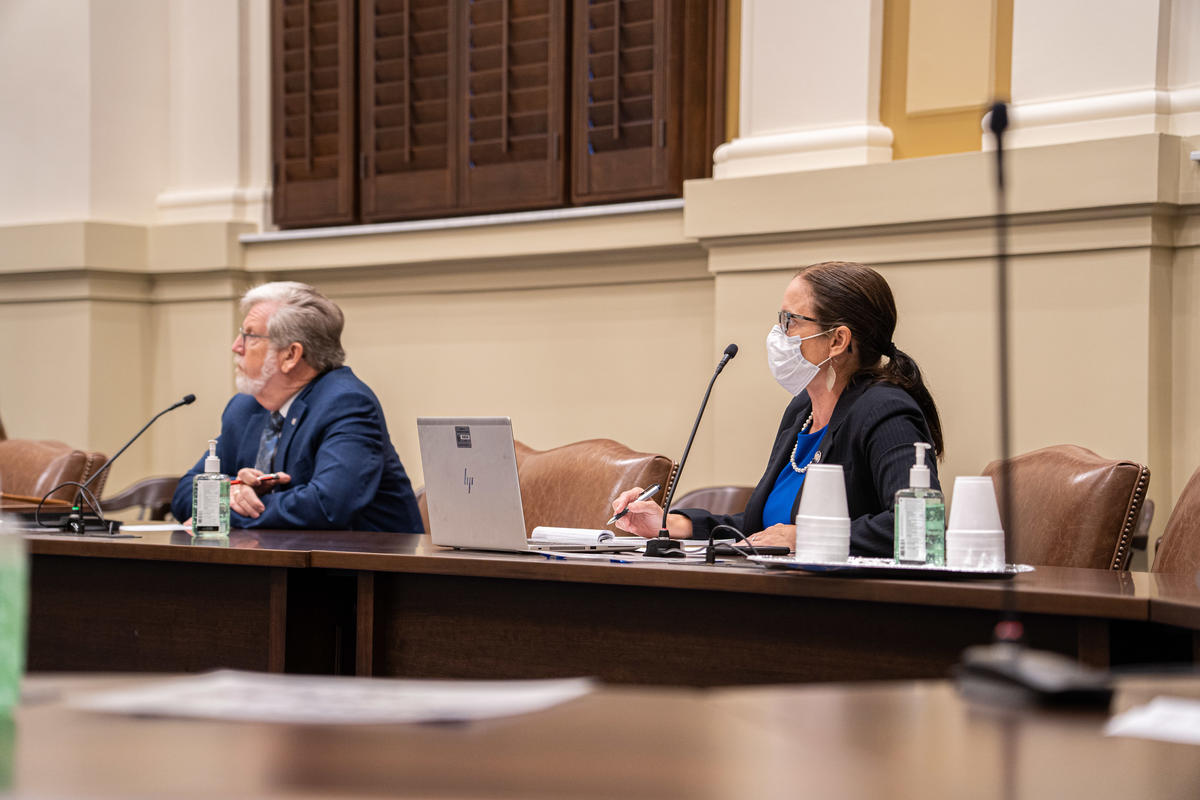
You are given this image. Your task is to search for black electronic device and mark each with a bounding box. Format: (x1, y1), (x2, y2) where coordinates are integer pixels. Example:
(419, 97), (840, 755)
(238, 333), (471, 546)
(645, 344), (738, 558)
(710, 543), (791, 557)
(956, 640), (1113, 707)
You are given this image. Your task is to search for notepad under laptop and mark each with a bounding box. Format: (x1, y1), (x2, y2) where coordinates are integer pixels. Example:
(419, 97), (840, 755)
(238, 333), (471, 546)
(416, 417), (646, 553)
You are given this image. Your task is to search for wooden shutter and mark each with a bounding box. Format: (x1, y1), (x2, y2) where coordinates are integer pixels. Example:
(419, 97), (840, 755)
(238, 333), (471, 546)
(571, 0), (723, 204)
(272, 0), (358, 228)
(360, 0), (458, 221)
(460, 0), (566, 212)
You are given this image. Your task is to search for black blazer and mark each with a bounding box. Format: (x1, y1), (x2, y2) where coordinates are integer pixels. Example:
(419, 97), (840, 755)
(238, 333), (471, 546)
(675, 377), (940, 557)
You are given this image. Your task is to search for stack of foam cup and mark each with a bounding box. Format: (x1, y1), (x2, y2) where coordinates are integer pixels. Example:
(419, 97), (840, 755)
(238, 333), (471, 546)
(946, 476), (1006, 570)
(793, 464), (851, 562)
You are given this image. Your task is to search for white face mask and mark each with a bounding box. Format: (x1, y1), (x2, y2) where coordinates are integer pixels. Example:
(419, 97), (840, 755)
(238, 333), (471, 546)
(766, 325), (832, 396)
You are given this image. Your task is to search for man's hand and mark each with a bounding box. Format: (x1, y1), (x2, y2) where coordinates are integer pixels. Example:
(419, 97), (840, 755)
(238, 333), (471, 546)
(230, 468), (292, 519)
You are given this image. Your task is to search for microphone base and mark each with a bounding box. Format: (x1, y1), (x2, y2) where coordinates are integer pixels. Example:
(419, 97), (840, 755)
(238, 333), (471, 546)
(643, 535), (686, 559)
(954, 641), (1112, 709)
(50, 513), (123, 537)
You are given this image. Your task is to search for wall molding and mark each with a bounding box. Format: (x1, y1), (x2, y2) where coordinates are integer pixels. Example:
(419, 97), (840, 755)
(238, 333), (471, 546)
(712, 123), (895, 178)
(991, 87), (1200, 148)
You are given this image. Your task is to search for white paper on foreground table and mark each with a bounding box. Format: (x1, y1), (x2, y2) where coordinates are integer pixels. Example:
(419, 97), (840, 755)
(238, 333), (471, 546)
(71, 670), (595, 725)
(1104, 696), (1200, 745)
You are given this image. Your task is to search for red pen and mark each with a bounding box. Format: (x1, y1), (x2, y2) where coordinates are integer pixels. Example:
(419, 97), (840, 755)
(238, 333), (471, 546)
(230, 473), (280, 486)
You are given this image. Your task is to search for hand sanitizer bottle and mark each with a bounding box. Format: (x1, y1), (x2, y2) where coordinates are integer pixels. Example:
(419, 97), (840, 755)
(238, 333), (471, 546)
(894, 443), (945, 565)
(192, 439), (230, 538)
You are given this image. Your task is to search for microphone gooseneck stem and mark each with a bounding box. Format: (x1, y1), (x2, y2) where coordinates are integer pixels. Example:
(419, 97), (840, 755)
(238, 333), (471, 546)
(659, 358), (729, 532)
(644, 348), (735, 559)
(36, 394), (194, 533)
(990, 101), (1020, 637)
(79, 403), (182, 494)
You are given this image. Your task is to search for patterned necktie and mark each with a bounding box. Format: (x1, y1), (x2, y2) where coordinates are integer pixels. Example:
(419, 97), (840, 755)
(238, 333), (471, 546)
(254, 411), (285, 473)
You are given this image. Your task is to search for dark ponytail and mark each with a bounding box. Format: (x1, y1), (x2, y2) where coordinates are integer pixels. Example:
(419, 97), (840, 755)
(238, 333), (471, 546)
(867, 347), (944, 458)
(797, 261), (945, 458)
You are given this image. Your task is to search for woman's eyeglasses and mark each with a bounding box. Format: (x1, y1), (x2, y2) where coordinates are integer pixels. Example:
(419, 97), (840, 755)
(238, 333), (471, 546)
(777, 310), (821, 335)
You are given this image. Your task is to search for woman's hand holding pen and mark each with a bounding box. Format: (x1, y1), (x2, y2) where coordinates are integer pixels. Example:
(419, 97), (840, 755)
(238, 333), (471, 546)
(610, 486), (694, 539)
(610, 487), (665, 537)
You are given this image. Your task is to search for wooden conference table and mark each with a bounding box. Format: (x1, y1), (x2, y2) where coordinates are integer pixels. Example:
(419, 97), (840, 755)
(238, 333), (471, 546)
(6, 673), (1200, 798)
(24, 529), (1200, 684)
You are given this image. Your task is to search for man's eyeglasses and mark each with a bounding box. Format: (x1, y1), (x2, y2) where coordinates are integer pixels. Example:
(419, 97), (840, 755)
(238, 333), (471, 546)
(237, 328), (271, 348)
(777, 310), (821, 335)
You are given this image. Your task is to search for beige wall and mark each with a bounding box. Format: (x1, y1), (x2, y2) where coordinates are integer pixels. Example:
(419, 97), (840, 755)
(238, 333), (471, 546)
(0, 0), (92, 223)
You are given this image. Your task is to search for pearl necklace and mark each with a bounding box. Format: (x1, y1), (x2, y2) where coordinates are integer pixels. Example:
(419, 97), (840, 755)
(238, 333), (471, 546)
(788, 412), (822, 474)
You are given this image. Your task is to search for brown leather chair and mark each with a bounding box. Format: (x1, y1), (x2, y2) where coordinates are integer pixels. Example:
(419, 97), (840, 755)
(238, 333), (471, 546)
(672, 485), (754, 517)
(513, 439), (675, 536)
(103, 476), (179, 521)
(1152, 465), (1200, 574)
(982, 445), (1150, 570)
(0, 439), (110, 504)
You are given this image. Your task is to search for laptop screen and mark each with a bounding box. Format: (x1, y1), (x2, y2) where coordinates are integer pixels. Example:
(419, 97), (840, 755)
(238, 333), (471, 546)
(416, 417), (530, 551)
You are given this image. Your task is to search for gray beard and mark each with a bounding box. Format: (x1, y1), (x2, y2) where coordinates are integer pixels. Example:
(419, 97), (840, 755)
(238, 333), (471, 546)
(235, 351), (277, 397)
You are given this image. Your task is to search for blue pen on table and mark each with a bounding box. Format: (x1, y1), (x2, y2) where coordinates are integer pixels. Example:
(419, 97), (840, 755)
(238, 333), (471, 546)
(541, 553), (634, 565)
(606, 483), (662, 526)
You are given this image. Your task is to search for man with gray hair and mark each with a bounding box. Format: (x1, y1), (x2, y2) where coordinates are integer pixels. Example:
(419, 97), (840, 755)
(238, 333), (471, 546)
(171, 282), (422, 532)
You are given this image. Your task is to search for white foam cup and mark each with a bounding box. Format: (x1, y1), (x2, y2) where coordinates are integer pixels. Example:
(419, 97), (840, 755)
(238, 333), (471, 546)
(947, 476), (1004, 532)
(795, 513), (851, 562)
(796, 464), (851, 520)
(795, 540), (850, 563)
(946, 530), (1006, 570)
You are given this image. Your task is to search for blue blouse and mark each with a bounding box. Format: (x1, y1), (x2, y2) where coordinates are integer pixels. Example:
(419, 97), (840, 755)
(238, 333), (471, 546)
(761, 426), (827, 527)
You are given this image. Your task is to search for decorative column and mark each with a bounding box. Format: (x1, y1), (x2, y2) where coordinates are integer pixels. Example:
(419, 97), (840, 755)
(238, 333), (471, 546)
(1005, 0), (1200, 147)
(713, 0), (892, 178)
(155, 0), (272, 226)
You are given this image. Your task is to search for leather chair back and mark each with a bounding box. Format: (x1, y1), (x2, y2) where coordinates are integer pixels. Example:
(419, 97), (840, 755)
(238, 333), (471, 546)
(982, 445), (1149, 570)
(514, 439), (676, 536)
(103, 476), (179, 521)
(0, 439), (110, 503)
(1152, 465), (1200, 574)
(672, 485), (754, 517)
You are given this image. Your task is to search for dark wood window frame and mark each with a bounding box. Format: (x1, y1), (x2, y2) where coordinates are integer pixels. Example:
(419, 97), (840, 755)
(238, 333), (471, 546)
(272, 0), (725, 230)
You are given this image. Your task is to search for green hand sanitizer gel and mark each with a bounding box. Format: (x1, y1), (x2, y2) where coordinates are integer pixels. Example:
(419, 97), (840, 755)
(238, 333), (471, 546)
(192, 439), (230, 538)
(894, 443), (945, 565)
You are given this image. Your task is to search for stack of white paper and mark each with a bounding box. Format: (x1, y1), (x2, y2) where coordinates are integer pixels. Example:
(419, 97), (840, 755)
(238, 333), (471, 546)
(71, 670), (595, 725)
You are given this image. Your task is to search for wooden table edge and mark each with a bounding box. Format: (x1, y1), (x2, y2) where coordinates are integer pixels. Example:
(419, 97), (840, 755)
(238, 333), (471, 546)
(310, 549), (1149, 620)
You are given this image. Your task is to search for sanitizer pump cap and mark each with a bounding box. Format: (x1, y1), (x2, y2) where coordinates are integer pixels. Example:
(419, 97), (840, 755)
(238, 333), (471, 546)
(204, 439), (221, 474)
(910, 442), (932, 489)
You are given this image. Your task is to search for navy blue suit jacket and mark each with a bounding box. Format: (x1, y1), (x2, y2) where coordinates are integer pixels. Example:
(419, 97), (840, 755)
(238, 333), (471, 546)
(172, 367), (423, 532)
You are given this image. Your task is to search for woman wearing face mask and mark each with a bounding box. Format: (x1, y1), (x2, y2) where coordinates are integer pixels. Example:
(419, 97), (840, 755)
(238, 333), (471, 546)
(612, 260), (942, 557)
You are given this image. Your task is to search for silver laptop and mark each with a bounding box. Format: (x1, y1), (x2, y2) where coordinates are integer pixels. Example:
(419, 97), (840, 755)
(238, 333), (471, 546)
(416, 417), (645, 553)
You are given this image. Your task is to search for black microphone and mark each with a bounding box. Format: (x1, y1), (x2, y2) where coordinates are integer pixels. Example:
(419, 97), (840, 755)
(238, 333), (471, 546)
(716, 343), (737, 371)
(39, 394), (197, 535)
(645, 344), (738, 558)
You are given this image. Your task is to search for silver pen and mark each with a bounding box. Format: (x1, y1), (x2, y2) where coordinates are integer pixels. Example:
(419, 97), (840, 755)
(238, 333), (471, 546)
(606, 483), (662, 525)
